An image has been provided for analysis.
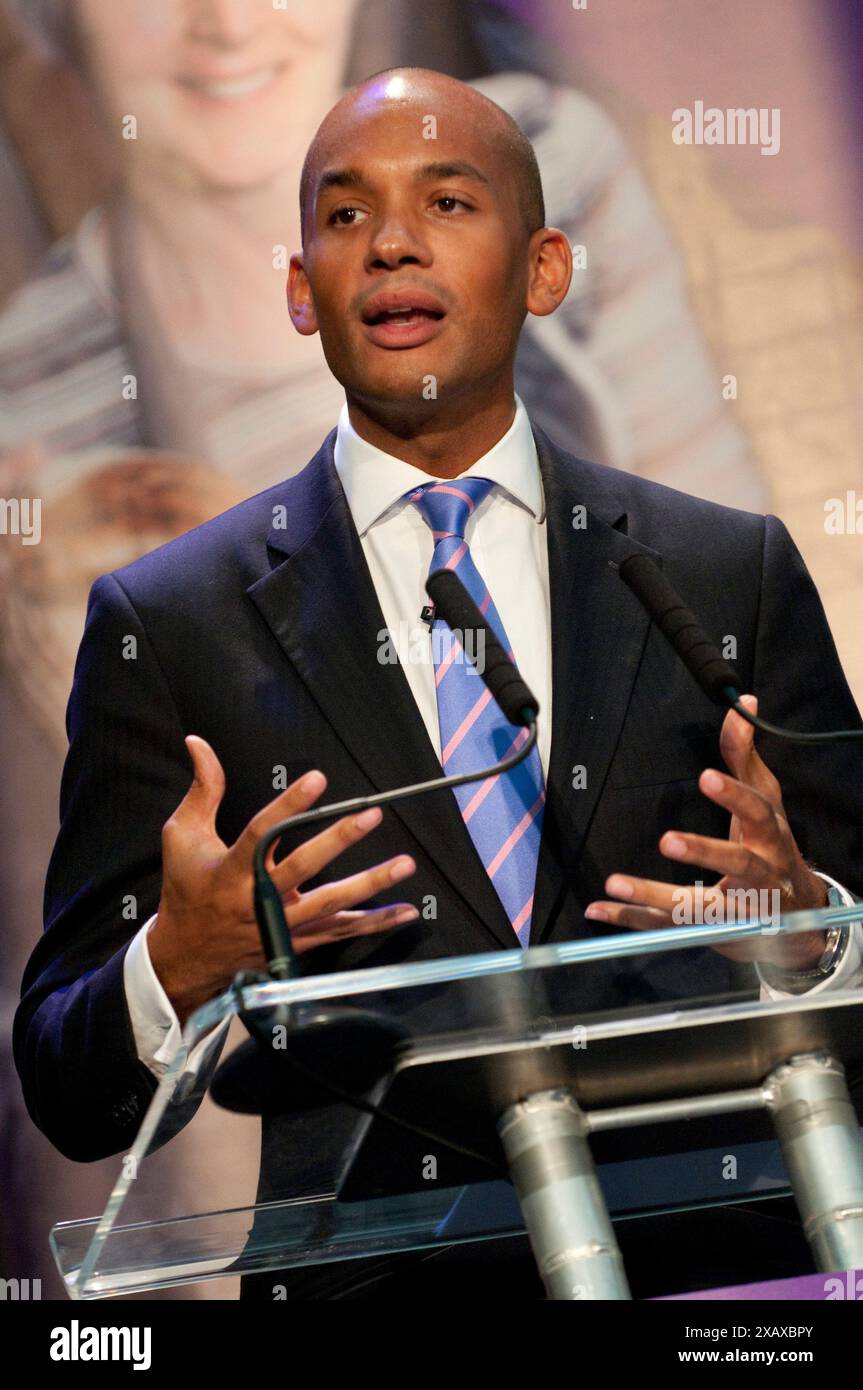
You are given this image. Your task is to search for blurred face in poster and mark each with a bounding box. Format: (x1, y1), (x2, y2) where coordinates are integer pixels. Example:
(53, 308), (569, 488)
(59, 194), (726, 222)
(74, 0), (360, 190)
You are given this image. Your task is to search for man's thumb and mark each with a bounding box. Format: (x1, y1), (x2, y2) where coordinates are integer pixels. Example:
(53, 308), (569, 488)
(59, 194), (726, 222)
(180, 734), (226, 825)
(721, 693), (758, 774)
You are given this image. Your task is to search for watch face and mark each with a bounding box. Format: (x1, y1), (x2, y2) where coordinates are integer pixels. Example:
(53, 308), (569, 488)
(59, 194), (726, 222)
(818, 932), (842, 974)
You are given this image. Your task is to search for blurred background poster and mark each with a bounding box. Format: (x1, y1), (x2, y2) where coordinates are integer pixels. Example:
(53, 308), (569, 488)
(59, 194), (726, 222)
(1, 0), (861, 1297)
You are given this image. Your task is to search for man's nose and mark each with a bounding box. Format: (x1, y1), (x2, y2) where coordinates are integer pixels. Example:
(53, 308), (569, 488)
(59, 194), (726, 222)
(365, 214), (432, 271)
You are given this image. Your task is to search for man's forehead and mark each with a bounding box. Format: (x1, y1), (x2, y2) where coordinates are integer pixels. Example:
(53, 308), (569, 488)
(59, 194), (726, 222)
(311, 74), (506, 167)
(315, 102), (496, 166)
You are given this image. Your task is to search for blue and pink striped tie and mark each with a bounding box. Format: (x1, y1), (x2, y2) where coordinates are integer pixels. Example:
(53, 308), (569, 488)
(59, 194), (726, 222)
(407, 476), (545, 947)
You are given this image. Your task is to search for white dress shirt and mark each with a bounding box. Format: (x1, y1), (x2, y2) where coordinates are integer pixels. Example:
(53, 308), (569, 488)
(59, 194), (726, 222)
(331, 391), (552, 776)
(123, 394), (862, 1083)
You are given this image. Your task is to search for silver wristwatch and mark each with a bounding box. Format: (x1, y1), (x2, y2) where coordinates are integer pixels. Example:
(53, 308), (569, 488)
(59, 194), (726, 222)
(759, 883), (850, 994)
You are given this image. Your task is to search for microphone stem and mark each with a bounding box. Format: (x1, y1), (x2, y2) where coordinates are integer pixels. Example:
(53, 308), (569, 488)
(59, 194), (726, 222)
(725, 690), (863, 745)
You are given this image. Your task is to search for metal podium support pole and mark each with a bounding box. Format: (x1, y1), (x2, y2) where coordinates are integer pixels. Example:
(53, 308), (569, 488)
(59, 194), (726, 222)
(764, 1051), (863, 1272)
(498, 1088), (631, 1301)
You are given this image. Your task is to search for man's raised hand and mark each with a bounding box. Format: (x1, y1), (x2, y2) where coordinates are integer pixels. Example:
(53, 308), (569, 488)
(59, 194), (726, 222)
(584, 695), (829, 970)
(148, 735), (417, 1026)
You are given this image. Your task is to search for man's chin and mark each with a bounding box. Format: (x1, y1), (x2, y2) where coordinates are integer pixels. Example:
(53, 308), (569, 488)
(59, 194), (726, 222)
(343, 372), (455, 411)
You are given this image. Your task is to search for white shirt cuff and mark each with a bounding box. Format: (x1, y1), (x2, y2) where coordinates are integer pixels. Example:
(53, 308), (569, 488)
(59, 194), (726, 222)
(758, 871), (863, 1000)
(123, 913), (230, 1080)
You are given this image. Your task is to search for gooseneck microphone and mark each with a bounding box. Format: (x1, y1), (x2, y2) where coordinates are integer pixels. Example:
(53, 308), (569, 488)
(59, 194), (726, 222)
(425, 569), (539, 727)
(614, 553), (740, 705)
(614, 552), (863, 745)
(252, 571), (539, 980)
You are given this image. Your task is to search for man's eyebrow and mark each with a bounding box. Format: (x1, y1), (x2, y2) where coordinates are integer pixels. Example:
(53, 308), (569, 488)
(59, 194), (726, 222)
(316, 161), (491, 199)
(413, 161), (491, 187)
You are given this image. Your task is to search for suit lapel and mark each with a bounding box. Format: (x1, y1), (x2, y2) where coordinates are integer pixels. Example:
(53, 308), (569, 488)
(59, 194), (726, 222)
(529, 422), (660, 943)
(246, 432), (517, 950)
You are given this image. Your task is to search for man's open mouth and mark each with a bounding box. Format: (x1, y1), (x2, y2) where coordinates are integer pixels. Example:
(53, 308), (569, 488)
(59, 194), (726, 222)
(361, 291), (448, 327)
(359, 291), (449, 347)
(364, 308), (445, 326)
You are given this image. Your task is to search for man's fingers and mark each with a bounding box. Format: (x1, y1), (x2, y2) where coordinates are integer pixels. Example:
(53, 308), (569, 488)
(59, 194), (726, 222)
(290, 902), (420, 951)
(284, 854), (416, 927)
(230, 768), (328, 870)
(584, 902), (671, 930)
(719, 692), (757, 774)
(584, 895), (767, 958)
(698, 767), (782, 850)
(269, 805), (390, 895)
(659, 829), (774, 885)
(593, 872), (728, 919)
(719, 694), (782, 806)
(172, 735), (226, 832)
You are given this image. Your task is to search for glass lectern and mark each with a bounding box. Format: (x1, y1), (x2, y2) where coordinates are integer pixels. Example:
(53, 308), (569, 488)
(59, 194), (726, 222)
(50, 905), (863, 1300)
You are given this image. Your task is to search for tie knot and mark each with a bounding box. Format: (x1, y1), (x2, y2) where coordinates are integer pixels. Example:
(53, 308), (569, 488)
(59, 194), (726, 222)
(406, 476), (495, 541)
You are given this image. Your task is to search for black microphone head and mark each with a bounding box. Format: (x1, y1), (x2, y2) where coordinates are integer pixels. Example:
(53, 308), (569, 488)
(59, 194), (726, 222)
(615, 553), (741, 705)
(426, 569), (539, 727)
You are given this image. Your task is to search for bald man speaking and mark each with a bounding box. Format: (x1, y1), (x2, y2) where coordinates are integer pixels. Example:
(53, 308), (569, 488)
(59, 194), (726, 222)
(15, 69), (863, 1300)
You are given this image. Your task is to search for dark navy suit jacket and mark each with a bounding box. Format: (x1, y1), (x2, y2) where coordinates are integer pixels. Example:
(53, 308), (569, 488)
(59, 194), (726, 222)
(14, 421), (863, 1203)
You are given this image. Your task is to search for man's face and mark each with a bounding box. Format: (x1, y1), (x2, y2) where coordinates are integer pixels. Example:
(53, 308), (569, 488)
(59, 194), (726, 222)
(289, 84), (532, 412)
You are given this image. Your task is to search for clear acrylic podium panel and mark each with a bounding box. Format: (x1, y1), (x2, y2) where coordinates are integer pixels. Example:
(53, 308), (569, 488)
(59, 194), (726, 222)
(50, 905), (863, 1299)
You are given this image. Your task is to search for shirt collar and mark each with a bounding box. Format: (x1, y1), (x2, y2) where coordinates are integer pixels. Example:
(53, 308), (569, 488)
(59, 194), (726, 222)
(333, 392), (544, 536)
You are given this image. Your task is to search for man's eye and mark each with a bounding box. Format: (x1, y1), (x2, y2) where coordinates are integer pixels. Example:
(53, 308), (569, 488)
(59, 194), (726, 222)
(327, 197), (470, 226)
(434, 195), (470, 213)
(328, 206), (368, 226)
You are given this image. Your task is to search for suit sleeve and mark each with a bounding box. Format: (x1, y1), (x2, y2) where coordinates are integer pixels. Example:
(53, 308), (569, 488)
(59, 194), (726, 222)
(752, 514), (863, 896)
(12, 571), (199, 1161)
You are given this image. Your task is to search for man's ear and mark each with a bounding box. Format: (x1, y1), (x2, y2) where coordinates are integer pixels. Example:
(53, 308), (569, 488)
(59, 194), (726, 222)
(287, 253), (319, 336)
(525, 227), (573, 319)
